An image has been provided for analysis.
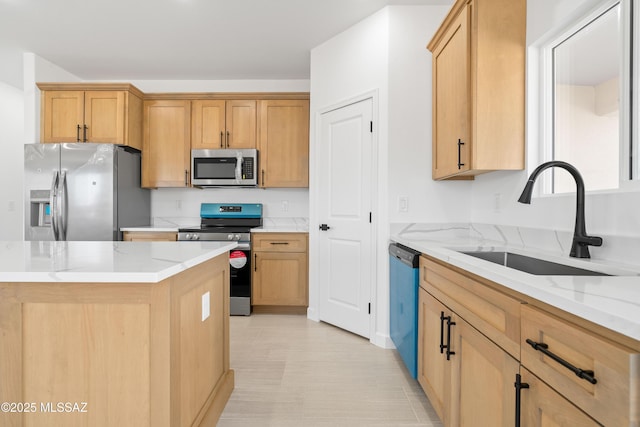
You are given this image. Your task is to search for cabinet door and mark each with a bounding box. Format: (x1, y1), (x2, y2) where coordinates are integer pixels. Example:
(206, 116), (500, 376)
(41, 91), (84, 142)
(258, 99), (309, 187)
(142, 100), (191, 188)
(84, 91), (125, 144)
(192, 100), (226, 149)
(520, 368), (601, 427)
(417, 287), (451, 424)
(451, 318), (519, 427)
(431, 4), (470, 179)
(225, 100), (256, 148)
(252, 252), (307, 306)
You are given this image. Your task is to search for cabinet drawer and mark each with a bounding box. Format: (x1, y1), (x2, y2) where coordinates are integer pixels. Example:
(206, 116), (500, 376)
(521, 305), (640, 427)
(420, 256), (522, 359)
(252, 233), (307, 252)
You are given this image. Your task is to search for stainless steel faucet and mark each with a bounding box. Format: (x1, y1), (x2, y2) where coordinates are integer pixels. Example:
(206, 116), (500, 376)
(517, 161), (603, 258)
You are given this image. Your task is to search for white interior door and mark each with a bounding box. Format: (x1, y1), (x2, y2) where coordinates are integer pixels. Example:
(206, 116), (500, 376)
(317, 98), (373, 338)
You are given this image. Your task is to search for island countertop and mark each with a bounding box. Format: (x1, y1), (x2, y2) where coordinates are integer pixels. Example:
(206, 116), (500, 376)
(0, 240), (237, 283)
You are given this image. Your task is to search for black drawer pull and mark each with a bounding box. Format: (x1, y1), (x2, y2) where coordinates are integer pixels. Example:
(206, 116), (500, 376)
(439, 311), (446, 354)
(446, 316), (456, 360)
(270, 242), (290, 245)
(526, 339), (597, 384)
(457, 139), (465, 169)
(514, 373), (529, 427)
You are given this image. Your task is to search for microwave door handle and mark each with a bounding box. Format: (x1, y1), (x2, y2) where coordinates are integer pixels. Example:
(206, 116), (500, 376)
(235, 152), (243, 182)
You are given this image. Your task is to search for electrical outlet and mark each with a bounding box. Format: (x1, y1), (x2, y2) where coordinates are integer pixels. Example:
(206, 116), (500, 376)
(281, 200), (289, 212)
(398, 196), (409, 212)
(202, 292), (210, 321)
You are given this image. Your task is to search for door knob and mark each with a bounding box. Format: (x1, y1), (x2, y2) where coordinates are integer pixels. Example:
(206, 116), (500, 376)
(319, 224), (331, 231)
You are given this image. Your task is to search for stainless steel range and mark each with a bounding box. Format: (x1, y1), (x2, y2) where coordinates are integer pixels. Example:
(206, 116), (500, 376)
(178, 203), (262, 315)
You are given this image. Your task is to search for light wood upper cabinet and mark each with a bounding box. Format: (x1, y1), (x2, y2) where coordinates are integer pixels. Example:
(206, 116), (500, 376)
(142, 100), (191, 188)
(427, 0), (525, 180)
(258, 99), (309, 188)
(38, 83), (143, 151)
(226, 100), (257, 149)
(191, 100), (256, 149)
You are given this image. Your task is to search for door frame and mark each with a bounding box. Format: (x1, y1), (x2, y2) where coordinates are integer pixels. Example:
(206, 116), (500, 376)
(308, 90), (380, 345)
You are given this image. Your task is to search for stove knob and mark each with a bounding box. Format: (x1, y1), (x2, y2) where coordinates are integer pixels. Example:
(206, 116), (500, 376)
(193, 234), (200, 240)
(185, 233), (192, 240)
(235, 234), (241, 240)
(227, 234), (234, 240)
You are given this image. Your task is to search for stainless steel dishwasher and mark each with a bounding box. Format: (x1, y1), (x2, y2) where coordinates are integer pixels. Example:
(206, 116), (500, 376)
(389, 242), (420, 378)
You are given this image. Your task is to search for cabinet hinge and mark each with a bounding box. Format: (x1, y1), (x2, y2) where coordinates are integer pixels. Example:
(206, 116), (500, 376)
(368, 303), (371, 314)
(370, 121), (373, 133)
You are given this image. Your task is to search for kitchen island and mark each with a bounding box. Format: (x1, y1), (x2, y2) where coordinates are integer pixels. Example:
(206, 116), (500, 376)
(0, 240), (236, 427)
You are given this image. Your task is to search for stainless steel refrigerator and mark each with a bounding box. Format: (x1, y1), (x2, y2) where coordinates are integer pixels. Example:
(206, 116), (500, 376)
(24, 143), (151, 241)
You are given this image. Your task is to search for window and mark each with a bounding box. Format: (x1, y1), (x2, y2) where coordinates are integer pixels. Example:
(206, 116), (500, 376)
(540, 0), (635, 194)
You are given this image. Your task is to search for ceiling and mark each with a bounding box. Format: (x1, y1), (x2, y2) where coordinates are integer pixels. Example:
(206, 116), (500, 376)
(0, 0), (453, 89)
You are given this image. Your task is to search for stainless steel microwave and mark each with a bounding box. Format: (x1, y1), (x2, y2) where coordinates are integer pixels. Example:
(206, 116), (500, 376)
(191, 149), (258, 187)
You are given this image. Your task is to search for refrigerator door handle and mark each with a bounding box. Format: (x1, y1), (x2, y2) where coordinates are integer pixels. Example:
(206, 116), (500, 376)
(59, 170), (68, 241)
(50, 171), (60, 241)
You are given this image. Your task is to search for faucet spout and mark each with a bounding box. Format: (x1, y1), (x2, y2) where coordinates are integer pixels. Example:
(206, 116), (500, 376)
(517, 161), (602, 258)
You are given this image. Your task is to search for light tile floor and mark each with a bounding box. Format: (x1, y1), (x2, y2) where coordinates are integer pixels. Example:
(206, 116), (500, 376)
(218, 314), (443, 426)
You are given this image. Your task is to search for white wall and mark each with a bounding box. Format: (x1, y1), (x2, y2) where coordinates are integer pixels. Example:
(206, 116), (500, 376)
(309, 5), (464, 348)
(387, 6), (470, 224)
(0, 82), (25, 240)
(24, 53), (81, 144)
(470, 0), (640, 246)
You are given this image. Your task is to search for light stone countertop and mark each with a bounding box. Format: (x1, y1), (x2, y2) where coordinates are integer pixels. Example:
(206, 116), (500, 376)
(122, 218), (310, 233)
(391, 223), (640, 342)
(0, 241), (236, 283)
(251, 217), (309, 233)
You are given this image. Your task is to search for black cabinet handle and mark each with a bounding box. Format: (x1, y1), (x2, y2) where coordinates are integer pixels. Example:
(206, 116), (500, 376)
(226, 131), (230, 148)
(83, 124), (88, 142)
(185, 170), (189, 187)
(439, 311), (446, 354)
(76, 124), (81, 142)
(457, 139), (465, 169)
(254, 253), (257, 271)
(514, 373), (529, 427)
(319, 224), (331, 231)
(270, 242), (290, 245)
(446, 316), (456, 360)
(220, 131), (224, 148)
(525, 339), (597, 384)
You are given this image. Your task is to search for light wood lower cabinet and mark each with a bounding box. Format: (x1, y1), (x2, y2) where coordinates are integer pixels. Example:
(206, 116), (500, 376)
(0, 255), (233, 427)
(251, 233), (308, 310)
(418, 282), (519, 427)
(521, 305), (639, 426)
(122, 231), (178, 241)
(520, 367), (600, 426)
(418, 254), (640, 427)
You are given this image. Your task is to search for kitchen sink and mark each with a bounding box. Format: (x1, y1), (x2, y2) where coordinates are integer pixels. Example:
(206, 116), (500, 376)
(460, 251), (610, 276)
